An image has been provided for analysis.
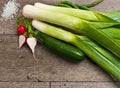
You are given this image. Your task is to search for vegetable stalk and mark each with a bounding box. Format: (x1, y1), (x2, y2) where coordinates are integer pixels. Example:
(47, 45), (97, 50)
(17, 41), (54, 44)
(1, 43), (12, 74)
(83, 0), (104, 7)
(54, 0), (104, 10)
(105, 10), (120, 22)
(34, 2), (120, 42)
(22, 5), (120, 58)
(54, 1), (120, 22)
(34, 3), (117, 22)
(32, 20), (120, 81)
(34, 3), (120, 41)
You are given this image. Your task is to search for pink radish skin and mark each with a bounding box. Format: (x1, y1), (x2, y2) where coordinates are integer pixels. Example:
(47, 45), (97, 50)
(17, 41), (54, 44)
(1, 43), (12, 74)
(17, 25), (26, 35)
(19, 35), (26, 49)
(27, 37), (37, 62)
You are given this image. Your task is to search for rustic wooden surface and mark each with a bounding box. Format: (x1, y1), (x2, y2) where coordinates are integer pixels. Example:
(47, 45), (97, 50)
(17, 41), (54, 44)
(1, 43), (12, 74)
(0, 0), (120, 88)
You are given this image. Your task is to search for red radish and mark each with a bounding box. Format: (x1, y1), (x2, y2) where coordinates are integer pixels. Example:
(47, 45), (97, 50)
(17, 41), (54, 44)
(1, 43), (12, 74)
(27, 37), (37, 62)
(19, 35), (26, 49)
(17, 25), (26, 35)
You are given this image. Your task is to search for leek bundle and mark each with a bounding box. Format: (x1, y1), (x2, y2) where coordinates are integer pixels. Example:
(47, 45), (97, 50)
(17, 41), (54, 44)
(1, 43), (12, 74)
(22, 4), (120, 58)
(22, 2), (120, 81)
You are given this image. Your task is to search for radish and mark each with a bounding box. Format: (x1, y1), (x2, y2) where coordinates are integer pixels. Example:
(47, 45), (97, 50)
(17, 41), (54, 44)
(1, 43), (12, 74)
(27, 37), (37, 62)
(17, 25), (26, 35)
(19, 35), (26, 48)
(17, 16), (38, 62)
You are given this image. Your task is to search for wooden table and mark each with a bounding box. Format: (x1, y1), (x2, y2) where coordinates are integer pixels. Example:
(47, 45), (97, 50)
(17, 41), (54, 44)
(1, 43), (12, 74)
(0, 0), (120, 88)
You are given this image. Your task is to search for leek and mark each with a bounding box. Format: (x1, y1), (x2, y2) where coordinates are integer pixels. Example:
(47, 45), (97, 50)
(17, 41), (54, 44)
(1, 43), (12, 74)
(32, 20), (120, 81)
(34, 3), (117, 22)
(105, 10), (120, 22)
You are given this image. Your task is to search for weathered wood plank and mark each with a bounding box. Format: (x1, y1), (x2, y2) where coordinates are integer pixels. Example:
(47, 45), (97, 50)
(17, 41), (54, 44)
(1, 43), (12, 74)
(51, 82), (120, 88)
(0, 35), (114, 82)
(0, 82), (49, 88)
